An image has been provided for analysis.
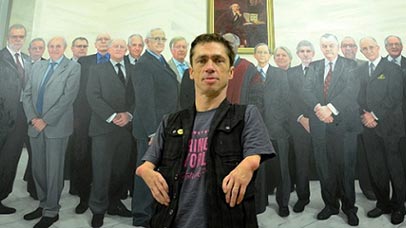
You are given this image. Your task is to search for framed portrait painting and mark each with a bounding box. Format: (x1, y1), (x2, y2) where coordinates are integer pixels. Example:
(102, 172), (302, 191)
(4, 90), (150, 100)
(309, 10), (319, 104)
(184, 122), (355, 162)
(208, 0), (275, 54)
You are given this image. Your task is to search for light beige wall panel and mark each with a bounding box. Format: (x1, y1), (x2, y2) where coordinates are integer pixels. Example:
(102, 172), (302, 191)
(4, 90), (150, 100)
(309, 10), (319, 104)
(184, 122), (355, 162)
(8, 0), (406, 65)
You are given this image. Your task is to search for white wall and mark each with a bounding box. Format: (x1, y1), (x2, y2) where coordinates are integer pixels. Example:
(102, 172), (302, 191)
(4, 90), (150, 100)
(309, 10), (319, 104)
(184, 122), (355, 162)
(9, 0), (406, 65)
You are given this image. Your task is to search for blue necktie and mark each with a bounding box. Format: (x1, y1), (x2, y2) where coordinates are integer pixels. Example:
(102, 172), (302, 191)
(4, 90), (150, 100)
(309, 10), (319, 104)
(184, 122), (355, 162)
(259, 68), (266, 81)
(369, 63), (375, 77)
(159, 56), (166, 66)
(179, 63), (188, 76)
(36, 62), (56, 115)
(98, 55), (109, 64)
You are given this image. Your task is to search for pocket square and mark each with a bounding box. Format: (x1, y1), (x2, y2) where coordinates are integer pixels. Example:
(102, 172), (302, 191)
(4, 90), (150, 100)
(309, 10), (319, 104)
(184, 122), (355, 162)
(377, 74), (385, 79)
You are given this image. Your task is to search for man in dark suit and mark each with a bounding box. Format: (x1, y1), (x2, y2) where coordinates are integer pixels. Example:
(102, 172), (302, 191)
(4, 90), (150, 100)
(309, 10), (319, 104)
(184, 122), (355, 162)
(0, 24), (31, 214)
(253, 43), (290, 217)
(22, 36), (80, 228)
(125, 34), (144, 66)
(286, 40), (315, 213)
(122, 33), (144, 199)
(341, 36), (366, 66)
(383, 35), (406, 189)
(384, 35), (406, 67)
(303, 33), (361, 226)
(340, 36), (375, 201)
(69, 33), (111, 214)
(70, 37), (89, 62)
(87, 38), (134, 228)
(131, 28), (179, 227)
(64, 36), (89, 197)
(358, 36), (405, 225)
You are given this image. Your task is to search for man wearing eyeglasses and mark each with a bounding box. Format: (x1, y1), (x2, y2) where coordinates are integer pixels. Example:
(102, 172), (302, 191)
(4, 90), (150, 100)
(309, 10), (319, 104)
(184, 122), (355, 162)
(131, 27), (179, 227)
(341, 36), (365, 66)
(71, 37), (89, 62)
(65, 36), (88, 197)
(0, 24), (31, 214)
(341, 36), (375, 202)
(69, 33), (111, 215)
(28, 38), (46, 63)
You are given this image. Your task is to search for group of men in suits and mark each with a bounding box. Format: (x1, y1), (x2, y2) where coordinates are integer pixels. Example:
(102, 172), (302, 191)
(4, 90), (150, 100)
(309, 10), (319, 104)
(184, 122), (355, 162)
(1, 22), (406, 228)
(249, 33), (406, 226)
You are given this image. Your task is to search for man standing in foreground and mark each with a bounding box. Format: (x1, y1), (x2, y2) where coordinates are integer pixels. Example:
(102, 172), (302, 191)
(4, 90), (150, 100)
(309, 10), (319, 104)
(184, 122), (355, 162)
(86, 39), (134, 227)
(303, 33), (361, 226)
(22, 36), (80, 228)
(136, 33), (274, 228)
(286, 40), (315, 213)
(358, 36), (405, 225)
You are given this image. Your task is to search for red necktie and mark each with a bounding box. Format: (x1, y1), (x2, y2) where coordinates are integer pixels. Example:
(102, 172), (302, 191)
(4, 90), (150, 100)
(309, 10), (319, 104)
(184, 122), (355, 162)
(323, 62), (333, 101)
(15, 53), (25, 87)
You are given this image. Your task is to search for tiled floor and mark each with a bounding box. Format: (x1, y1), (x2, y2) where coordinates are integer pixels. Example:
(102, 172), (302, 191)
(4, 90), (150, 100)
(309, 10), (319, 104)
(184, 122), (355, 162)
(0, 149), (405, 228)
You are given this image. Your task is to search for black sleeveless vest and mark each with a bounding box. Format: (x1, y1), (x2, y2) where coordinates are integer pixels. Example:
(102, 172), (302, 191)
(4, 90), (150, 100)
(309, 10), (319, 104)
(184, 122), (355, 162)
(150, 100), (258, 228)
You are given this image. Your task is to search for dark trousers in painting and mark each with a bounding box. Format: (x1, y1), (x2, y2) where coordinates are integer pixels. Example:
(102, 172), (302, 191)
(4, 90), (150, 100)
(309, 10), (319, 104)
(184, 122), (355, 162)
(0, 103), (28, 201)
(89, 130), (132, 214)
(363, 127), (405, 212)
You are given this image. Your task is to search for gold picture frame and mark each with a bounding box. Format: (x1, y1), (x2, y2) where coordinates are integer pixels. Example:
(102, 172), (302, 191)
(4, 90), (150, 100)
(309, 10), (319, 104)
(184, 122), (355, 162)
(208, 0), (275, 54)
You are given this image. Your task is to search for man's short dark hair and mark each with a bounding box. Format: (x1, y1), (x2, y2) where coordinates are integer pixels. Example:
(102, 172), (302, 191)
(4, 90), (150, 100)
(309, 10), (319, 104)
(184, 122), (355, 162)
(71, 36), (88, 47)
(190, 33), (235, 67)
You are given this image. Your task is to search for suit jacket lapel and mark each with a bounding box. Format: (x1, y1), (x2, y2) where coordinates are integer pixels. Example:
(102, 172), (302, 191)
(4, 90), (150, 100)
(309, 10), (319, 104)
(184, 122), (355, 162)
(106, 61), (131, 89)
(316, 61), (325, 90)
(1, 48), (18, 72)
(327, 57), (344, 97)
(161, 56), (178, 81)
(46, 56), (69, 87)
(146, 51), (178, 82)
(34, 61), (48, 91)
(369, 60), (384, 82)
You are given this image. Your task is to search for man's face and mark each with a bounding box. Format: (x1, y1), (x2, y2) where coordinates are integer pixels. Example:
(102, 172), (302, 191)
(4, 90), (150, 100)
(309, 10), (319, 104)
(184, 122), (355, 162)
(341, 38), (358, 60)
(7, 28), (26, 51)
(108, 39), (127, 62)
(296, 46), (314, 66)
(48, 37), (66, 61)
(254, 45), (270, 66)
(71, 39), (88, 59)
(128, 36), (144, 59)
(360, 38), (380, 62)
(28, 40), (45, 61)
(231, 4), (240, 13)
(95, 33), (111, 53)
(274, 48), (291, 70)
(171, 39), (188, 62)
(190, 42), (234, 97)
(385, 36), (403, 58)
(146, 30), (166, 55)
(320, 37), (339, 61)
